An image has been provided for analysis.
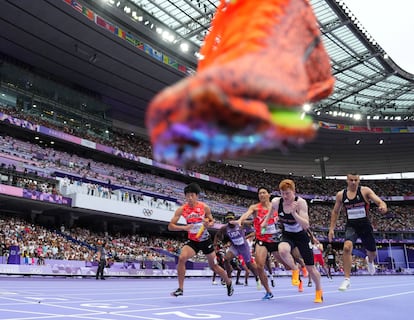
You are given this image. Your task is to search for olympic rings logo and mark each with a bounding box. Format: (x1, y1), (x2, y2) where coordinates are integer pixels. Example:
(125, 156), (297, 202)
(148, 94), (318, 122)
(142, 208), (153, 216)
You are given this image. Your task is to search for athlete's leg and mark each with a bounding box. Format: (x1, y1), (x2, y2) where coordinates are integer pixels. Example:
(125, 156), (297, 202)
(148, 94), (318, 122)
(176, 245), (196, 290)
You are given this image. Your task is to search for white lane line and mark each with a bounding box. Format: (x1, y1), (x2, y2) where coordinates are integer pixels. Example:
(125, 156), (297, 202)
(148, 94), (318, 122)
(249, 290), (414, 320)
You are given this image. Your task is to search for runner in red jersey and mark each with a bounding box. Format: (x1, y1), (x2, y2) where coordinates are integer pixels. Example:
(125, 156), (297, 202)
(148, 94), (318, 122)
(237, 187), (281, 300)
(168, 183), (234, 297)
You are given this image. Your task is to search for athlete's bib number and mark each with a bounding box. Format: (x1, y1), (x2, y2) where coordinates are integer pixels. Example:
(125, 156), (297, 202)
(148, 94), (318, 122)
(190, 222), (203, 234)
(232, 236), (244, 246)
(347, 207), (366, 219)
(263, 224), (278, 234)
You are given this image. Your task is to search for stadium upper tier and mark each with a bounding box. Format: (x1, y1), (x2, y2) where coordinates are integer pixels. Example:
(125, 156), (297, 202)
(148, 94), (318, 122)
(0, 133), (414, 234)
(1, 105), (413, 200)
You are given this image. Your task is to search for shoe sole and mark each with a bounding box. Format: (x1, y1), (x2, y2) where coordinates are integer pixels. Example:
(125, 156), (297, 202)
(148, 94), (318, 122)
(171, 291), (183, 297)
(227, 285), (234, 296)
(147, 83), (316, 166)
(365, 257), (376, 275)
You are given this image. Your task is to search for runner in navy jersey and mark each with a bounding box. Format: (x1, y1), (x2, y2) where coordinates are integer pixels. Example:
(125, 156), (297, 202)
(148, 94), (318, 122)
(329, 173), (387, 291)
(270, 179), (323, 303)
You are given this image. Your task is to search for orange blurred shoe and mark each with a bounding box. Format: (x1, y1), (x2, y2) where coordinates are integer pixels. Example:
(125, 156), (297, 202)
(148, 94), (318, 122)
(298, 280), (304, 292)
(301, 266), (308, 278)
(146, 0), (334, 166)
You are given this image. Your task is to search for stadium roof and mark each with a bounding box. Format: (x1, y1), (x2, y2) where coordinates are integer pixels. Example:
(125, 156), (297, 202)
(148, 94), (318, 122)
(124, 0), (414, 121)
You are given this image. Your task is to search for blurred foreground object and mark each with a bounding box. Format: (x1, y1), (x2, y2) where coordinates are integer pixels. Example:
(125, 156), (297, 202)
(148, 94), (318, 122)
(146, 0), (334, 166)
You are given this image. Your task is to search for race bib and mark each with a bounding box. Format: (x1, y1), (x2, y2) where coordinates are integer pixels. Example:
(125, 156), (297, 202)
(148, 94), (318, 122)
(232, 237), (244, 246)
(347, 207), (366, 219)
(284, 223), (303, 233)
(190, 222), (204, 234)
(264, 224), (278, 234)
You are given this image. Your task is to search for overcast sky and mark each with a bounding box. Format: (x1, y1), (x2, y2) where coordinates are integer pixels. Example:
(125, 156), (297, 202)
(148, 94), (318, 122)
(344, 0), (414, 74)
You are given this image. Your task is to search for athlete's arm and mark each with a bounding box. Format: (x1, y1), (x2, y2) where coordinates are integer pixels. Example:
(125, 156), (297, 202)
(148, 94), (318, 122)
(238, 204), (257, 225)
(290, 197), (310, 230)
(363, 186), (387, 214)
(168, 206), (190, 231)
(203, 204), (215, 227)
(328, 191), (343, 242)
(261, 197), (279, 226)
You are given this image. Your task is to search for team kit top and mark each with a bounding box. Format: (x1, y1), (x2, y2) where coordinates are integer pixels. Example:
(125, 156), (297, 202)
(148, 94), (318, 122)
(277, 197), (304, 234)
(342, 186), (370, 223)
(253, 203), (281, 242)
(181, 202), (209, 241)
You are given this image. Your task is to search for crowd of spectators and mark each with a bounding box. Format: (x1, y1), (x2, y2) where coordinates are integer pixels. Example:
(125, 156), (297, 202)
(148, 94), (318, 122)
(1, 212), (411, 275)
(0, 214), (208, 266)
(1, 105), (413, 199)
(0, 215), (94, 262)
(308, 204), (414, 236)
(1, 103), (414, 235)
(0, 212), (355, 272)
(1, 131), (414, 232)
(0, 109), (413, 267)
(2, 63), (413, 277)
